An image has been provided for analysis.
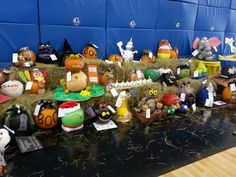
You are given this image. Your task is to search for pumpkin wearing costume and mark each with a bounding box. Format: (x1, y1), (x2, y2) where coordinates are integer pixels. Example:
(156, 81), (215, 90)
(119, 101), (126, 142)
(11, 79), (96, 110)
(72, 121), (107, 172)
(82, 43), (98, 59)
(64, 54), (84, 72)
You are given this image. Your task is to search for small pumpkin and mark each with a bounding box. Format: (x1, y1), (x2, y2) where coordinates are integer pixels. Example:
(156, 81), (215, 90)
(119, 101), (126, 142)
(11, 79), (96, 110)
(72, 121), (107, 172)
(98, 68), (116, 85)
(64, 54), (85, 72)
(1, 80), (24, 96)
(98, 104), (113, 122)
(82, 43), (98, 59)
(66, 71), (88, 92)
(222, 85), (236, 104)
(128, 68), (144, 81)
(34, 100), (58, 129)
(140, 50), (155, 63)
(108, 54), (123, 63)
(15, 47), (36, 67)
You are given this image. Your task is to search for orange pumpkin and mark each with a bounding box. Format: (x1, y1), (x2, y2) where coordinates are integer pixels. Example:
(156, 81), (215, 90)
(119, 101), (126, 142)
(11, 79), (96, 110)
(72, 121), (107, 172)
(27, 81), (46, 94)
(82, 43), (98, 59)
(222, 86), (236, 104)
(98, 69), (116, 85)
(65, 54), (84, 72)
(108, 54), (123, 63)
(140, 50), (155, 63)
(35, 108), (58, 129)
(66, 71), (87, 92)
(16, 47), (36, 67)
(128, 69), (144, 81)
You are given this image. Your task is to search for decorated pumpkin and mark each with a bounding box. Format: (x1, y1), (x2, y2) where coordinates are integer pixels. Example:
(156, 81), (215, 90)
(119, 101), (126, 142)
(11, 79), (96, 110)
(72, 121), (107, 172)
(144, 69), (160, 82)
(15, 47), (36, 67)
(66, 71), (87, 92)
(37, 41), (57, 64)
(65, 54), (84, 72)
(157, 40), (178, 59)
(1, 105), (34, 135)
(161, 93), (179, 106)
(57, 39), (75, 66)
(177, 63), (191, 79)
(82, 43), (98, 59)
(30, 68), (47, 94)
(1, 80), (24, 96)
(98, 68), (116, 85)
(108, 54), (123, 63)
(34, 100), (58, 129)
(140, 50), (155, 63)
(98, 104), (113, 122)
(222, 83), (236, 104)
(128, 68), (144, 81)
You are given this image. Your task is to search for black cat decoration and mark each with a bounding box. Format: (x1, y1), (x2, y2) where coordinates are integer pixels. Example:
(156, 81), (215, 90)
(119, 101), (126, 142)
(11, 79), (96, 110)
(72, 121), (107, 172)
(37, 41), (57, 64)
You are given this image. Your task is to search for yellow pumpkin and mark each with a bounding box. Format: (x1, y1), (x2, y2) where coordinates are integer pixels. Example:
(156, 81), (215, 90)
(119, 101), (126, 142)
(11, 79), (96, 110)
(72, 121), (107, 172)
(66, 71), (87, 92)
(35, 108), (58, 129)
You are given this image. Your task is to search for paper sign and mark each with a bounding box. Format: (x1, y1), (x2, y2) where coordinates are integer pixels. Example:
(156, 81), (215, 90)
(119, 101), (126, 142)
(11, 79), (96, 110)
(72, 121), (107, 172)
(163, 82), (167, 87)
(115, 96), (123, 107)
(194, 71), (199, 78)
(208, 92), (214, 101)
(205, 99), (213, 107)
(137, 70), (142, 79)
(180, 93), (186, 102)
(146, 109), (151, 119)
(67, 72), (72, 81)
(12, 53), (18, 63)
(192, 103), (196, 112)
(214, 101), (227, 106)
(110, 88), (118, 97)
(230, 83), (236, 91)
(93, 120), (117, 131)
(87, 64), (99, 84)
(89, 67), (97, 73)
(89, 77), (98, 83)
(24, 62), (30, 67)
(107, 105), (116, 113)
(148, 52), (153, 59)
(34, 104), (42, 116)
(177, 68), (180, 75)
(192, 50), (199, 56)
(25, 81), (33, 90)
(50, 54), (57, 61)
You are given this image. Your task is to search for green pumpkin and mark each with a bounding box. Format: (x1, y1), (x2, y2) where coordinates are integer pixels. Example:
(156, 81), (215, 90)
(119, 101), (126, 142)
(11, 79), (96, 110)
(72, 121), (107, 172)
(144, 69), (160, 82)
(62, 109), (84, 127)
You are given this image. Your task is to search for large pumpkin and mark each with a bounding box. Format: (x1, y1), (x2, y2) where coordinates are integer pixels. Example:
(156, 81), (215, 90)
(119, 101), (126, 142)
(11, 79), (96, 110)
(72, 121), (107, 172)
(66, 71), (87, 92)
(82, 43), (98, 59)
(64, 54), (84, 72)
(222, 86), (236, 104)
(35, 108), (58, 129)
(108, 54), (123, 63)
(1, 80), (24, 96)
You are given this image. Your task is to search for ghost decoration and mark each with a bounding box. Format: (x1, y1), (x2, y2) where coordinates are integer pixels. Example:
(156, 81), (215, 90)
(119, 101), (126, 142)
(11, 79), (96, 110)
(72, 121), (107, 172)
(192, 37), (221, 60)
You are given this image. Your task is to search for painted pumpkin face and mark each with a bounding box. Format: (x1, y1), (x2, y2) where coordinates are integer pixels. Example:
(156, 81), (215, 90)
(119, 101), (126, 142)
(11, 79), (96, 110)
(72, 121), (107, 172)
(98, 68), (115, 85)
(65, 54), (84, 72)
(1, 80), (24, 96)
(108, 54), (123, 63)
(66, 71), (88, 92)
(16, 47), (36, 67)
(98, 104), (113, 122)
(34, 100), (58, 129)
(82, 43), (98, 59)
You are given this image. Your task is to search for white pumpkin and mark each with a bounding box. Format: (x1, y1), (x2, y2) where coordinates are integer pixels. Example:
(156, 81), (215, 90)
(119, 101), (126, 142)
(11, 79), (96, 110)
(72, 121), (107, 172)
(66, 72), (87, 92)
(1, 80), (24, 96)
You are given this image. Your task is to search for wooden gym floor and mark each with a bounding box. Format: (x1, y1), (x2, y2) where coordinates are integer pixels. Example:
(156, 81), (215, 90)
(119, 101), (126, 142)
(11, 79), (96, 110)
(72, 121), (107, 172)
(160, 147), (236, 177)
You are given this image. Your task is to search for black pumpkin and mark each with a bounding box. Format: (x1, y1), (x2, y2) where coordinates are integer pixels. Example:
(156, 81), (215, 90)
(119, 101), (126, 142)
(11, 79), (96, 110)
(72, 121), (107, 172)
(37, 42), (57, 64)
(97, 104), (112, 122)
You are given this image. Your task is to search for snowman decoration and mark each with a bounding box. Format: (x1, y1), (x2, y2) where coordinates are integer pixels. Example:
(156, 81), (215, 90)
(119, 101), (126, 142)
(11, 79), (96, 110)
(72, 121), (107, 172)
(0, 129), (10, 176)
(117, 38), (138, 62)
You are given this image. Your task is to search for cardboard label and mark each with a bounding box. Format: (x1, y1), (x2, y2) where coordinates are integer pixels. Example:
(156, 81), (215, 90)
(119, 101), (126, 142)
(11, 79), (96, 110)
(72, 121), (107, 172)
(208, 92), (214, 101)
(115, 96), (123, 108)
(136, 70), (142, 79)
(205, 99), (213, 107)
(107, 105), (116, 113)
(15, 136), (43, 153)
(192, 50), (199, 56)
(67, 72), (72, 82)
(230, 83), (236, 91)
(110, 88), (119, 97)
(180, 93), (186, 102)
(192, 103), (196, 112)
(146, 109), (151, 119)
(12, 53), (18, 63)
(93, 120), (117, 131)
(25, 81), (33, 90)
(87, 64), (99, 84)
(177, 68), (181, 75)
(50, 54), (57, 61)
(34, 104), (42, 116)
(194, 71), (199, 78)
(148, 52), (153, 59)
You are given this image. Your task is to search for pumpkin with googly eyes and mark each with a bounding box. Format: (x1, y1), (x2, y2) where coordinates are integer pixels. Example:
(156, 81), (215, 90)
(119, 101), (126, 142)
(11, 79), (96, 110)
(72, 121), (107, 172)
(82, 43), (98, 59)
(97, 104), (113, 122)
(34, 100), (58, 129)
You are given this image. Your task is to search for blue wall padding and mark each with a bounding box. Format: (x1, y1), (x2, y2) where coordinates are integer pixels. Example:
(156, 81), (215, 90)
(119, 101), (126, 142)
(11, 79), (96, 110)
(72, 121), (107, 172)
(156, 30), (194, 56)
(0, 23), (39, 62)
(1, 0), (236, 67)
(157, 0), (197, 30)
(199, 0), (231, 8)
(39, 0), (106, 27)
(106, 28), (156, 59)
(0, 0), (38, 24)
(40, 25), (106, 59)
(107, 0), (158, 29)
(195, 6), (230, 32)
